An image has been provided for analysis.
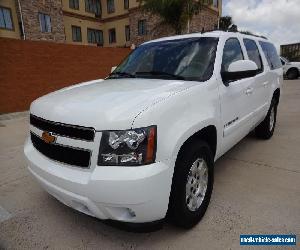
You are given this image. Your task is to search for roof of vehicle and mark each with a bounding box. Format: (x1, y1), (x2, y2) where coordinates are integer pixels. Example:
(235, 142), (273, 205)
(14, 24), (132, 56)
(143, 30), (269, 45)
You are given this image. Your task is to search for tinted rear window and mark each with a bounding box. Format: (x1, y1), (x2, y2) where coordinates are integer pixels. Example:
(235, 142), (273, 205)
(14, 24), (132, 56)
(259, 41), (281, 70)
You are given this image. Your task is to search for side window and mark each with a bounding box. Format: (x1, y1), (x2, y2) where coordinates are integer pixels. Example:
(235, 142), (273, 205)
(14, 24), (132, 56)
(243, 39), (263, 73)
(138, 20), (147, 36)
(259, 41), (281, 70)
(107, 0), (115, 13)
(124, 0), (129, 9)
(280, 59), (285, 65)
(72, 25), (82, 42)
(222, 38), (244, 72)
(69, 0), (79, 10)
(85, 0), (101, 16)
(87, 28), (103, 45)
(125, 25), (130, 42)
(109, 28), (116, 44)
(0, 7), (14, 30)
(39, 13), (51, 33)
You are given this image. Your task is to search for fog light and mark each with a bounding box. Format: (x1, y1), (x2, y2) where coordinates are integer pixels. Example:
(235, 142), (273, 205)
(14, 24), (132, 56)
(120, 153), (143, 164)
(101, 153), (143, 164)
(102, 153), (118, 164)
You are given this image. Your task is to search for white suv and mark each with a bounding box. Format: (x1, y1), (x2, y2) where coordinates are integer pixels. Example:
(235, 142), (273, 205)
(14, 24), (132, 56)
(24, 31), (282, 228)
(280, 56), (300, 79)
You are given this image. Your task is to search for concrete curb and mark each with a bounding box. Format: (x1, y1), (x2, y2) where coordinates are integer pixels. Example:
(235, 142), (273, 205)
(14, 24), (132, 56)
(0, 111), (29, 121)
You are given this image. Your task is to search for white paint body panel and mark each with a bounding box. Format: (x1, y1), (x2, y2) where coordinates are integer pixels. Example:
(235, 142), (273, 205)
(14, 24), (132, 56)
(24, 31), (283, 223)
(30, 78), (196, 130)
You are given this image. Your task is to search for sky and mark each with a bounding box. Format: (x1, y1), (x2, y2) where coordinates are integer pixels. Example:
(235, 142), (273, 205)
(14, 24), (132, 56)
(222, 0), (300, 49)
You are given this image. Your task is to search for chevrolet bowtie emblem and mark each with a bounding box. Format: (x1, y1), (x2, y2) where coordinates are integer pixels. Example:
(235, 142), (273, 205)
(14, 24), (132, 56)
(42, 131), (56, 144)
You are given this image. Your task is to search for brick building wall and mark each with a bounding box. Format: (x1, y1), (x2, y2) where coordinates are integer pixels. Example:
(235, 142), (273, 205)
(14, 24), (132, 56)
(1, 1), (220, 47)
(20, 0), (65, 42)
(129, 8), (175, 46)
(0, 38), (130, 113)
(189, 8), (219, 33)
(129, 6), (218, 46)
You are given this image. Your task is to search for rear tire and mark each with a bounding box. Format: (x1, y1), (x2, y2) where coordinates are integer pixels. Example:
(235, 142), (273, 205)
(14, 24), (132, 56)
(255, 99), (277, 139)
(286, 68), (299, 80)
(168, 140), (214, 228)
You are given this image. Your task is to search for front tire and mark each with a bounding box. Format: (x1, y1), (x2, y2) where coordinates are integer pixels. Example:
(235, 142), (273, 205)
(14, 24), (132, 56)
(168, 140), (214, 228)
(255, 99), (277, 139)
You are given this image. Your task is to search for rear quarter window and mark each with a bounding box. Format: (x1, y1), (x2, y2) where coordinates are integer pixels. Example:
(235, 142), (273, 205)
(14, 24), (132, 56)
(259, 41), (282, 70)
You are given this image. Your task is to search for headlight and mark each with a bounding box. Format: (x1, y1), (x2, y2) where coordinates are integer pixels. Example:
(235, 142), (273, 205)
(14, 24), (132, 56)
(98, 126), (157, 166)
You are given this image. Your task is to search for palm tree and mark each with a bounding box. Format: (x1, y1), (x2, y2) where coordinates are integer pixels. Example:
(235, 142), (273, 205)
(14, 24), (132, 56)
(139, 0), (212, 35)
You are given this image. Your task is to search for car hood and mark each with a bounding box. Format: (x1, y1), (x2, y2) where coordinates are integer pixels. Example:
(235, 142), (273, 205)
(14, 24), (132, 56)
(30, 78), (196, 130)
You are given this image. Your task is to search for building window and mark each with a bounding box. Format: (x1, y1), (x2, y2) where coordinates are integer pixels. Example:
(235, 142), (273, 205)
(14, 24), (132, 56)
(213, 0), (218, 8)
(124, 0), (129, 9)
(0, 7), (13, 30)
(69, 0), (79, 10)
(72, 25), (82, 42)
(85, 0), (101, 16)
(138, 20), (147, 36)
(109, 28), (116, 44)
(88, 28), (103, 45)
(39, 13), (51, 33)
(107, 0), (115, 13)
(125, 25), (130, 42)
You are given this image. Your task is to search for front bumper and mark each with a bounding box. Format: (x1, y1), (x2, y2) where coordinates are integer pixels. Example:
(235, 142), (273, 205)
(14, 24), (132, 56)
(24, 138), (173, 223)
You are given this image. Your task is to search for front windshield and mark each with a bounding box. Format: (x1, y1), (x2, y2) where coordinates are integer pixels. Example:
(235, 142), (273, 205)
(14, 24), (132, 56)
(108, 37), (219, 82)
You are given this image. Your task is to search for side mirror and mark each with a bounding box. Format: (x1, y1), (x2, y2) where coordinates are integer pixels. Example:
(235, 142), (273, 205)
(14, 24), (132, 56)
(221, 60), (258, 85)
(111, 66), (117, 73)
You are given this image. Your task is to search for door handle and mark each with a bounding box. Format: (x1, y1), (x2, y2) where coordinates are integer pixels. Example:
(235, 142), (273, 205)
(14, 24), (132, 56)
(245, 87), (254, 95)
(262, 81), (269, 87)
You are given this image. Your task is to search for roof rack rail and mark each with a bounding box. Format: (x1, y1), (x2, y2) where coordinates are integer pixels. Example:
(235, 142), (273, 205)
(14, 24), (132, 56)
(238, 30), (268, 39)
(189, 28), (268, 40)
(214, 26), (268, 40)
(200, 28), (218, 34)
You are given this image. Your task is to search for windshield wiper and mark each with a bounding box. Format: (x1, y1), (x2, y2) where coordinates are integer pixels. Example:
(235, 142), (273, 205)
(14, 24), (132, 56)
(135, 71), (185, 80)
(108, 71), (136, 79)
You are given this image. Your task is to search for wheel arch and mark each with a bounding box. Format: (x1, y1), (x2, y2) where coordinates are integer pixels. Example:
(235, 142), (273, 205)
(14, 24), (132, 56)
(175, 125), (217, 164)
(167, 125), (217, 222)
(273, 88), (281, 105)
(286, 67), (299, 77)
(287, 67), (300, 73)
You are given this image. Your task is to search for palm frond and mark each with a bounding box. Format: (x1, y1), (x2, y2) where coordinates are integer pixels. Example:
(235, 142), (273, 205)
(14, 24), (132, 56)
(140, 0), (212, 34)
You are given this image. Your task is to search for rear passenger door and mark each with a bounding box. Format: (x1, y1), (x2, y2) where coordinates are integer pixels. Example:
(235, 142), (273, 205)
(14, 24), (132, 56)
(243, 39), (269, 125)
(259, 41), (283, 118)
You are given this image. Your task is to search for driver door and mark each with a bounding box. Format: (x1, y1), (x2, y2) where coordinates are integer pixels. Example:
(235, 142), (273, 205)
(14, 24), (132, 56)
(219, 38), (256, 154)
